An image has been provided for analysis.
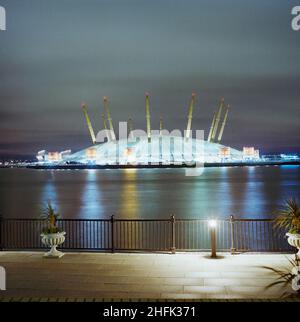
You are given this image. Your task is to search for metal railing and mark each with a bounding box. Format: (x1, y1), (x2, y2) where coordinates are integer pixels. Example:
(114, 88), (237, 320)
(0, 215), (294, 253)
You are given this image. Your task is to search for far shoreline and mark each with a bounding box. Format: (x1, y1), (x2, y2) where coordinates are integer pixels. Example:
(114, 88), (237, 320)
(0, 160), (297, 169)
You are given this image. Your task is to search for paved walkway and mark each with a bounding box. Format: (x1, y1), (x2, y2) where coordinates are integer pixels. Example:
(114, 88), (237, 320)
(0, 251), (298, 300)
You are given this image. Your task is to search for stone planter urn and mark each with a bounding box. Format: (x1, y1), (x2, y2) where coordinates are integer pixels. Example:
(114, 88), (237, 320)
(286, 233), (300, 255)
(41, 232), (66, 258)
(292, 266), (300, 292)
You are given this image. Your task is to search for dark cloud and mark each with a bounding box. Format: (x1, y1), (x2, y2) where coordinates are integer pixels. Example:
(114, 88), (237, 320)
(0, 0), (299, 157)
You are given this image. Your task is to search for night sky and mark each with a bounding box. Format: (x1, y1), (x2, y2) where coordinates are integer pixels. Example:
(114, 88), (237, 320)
(0, 0), (299, 159)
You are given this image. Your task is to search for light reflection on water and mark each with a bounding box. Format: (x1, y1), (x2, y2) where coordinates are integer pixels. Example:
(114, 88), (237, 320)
(78, 170), (103, 218)
(42, 172), (57, 209)
(120, 169), (139, 219)
(0, 166), (299, 219)
(242, 166), (264, 216)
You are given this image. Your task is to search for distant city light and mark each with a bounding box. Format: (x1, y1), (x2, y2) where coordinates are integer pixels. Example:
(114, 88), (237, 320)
(280, 154), (299, 160)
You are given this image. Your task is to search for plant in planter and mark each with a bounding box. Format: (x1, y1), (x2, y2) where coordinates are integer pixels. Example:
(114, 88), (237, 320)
(262, 255), (300, 298)
(274, 198), (300, 255)
(40, 201), (66, 258)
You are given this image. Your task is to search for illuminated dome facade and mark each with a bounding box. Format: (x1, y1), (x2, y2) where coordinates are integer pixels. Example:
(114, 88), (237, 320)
(64, 135), (244, 165)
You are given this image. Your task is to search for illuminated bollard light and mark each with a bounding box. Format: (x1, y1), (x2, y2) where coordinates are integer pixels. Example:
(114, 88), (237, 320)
(208, 219), (217, 258)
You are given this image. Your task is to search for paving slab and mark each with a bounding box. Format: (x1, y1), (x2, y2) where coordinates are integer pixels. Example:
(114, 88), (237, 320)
(0, 251), (298, 300)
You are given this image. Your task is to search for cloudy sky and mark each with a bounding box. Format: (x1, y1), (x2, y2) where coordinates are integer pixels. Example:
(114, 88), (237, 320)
(0, 0), (299, 158)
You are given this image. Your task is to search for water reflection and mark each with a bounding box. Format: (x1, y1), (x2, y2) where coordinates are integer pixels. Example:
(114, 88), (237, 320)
(41, 174), (58, 208)
(0, 166), (299, 219)
(260, 166), (283, 216)
(279, 165), (300, 202)
(241, 166), (264, 218)
(214, 167), (232, 218)
(187, 168), (230, 219)
(119, 169), (140, 219)
(79, 170), (103, 218)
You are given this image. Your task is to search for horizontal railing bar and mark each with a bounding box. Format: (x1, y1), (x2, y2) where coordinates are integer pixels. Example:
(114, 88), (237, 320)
(1, 247), (112, 251)
(1, 219), (44, 221)
(1, 218), (110, 222)
(1, 218), (275, 222)
(232, 219), (273, 222)
(175, 219), (211, 222)
(109, 219), (171, 222)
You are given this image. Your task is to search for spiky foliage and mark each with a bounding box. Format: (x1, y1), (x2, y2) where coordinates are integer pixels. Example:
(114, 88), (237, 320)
(273, 198), (300, 234)
(40, 201), (62, 234)
(262, 255), (300, 298)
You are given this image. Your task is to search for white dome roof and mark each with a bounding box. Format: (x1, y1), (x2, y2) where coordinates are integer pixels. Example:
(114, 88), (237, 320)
(66, 135), (243, 165)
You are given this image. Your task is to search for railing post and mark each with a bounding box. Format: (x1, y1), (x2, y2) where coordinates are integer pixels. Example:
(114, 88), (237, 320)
(0, 214), (3, 251)
(170, 215), (176, 254)
(111, 215), (115, 253)
(230, 215), (236, 254)
(209, 221), (217, 258)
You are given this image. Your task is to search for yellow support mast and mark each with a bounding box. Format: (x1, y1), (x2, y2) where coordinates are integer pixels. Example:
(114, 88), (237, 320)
(145, 92), (151, 142)
(185, 93), (196, 140)
(102, 114), (108, 130)
(211, 98), (224, 142)
(82, 103), (96, 144)
(101, 114), (110, 142)
(103, 96), (116, 141)
(207, 111), (216, 142)
(217, 104), (229, 143)
(159, 116), (163, 136)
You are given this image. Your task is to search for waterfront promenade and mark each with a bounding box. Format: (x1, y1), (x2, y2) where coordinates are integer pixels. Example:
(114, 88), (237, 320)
(0, 252), (298, 301)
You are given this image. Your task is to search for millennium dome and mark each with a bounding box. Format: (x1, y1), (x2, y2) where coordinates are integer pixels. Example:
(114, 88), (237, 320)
(35, 93), (259, 165)
(64, 135), (244, 165)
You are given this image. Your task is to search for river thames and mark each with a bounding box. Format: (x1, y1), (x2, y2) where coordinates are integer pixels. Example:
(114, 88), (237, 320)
(0, 165), (299, 220)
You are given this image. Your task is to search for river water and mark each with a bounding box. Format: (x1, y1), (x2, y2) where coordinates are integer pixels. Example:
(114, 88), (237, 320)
(0, 166), (299, 220)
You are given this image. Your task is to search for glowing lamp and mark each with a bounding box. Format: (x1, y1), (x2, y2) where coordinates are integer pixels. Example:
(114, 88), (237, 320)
(208, 219), (217, 228)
